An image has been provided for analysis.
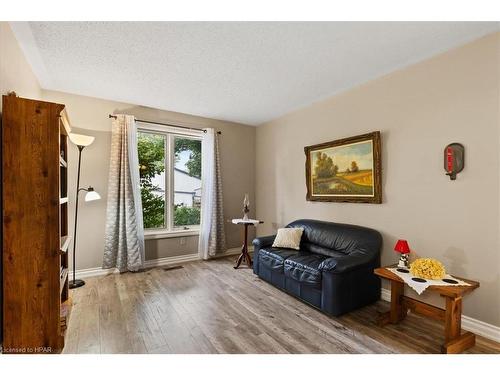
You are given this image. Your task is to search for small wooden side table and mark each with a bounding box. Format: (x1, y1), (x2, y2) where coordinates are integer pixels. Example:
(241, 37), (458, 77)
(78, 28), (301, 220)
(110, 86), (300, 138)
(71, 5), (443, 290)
(231, 219), (263, 269)
(374, 266), (479, 354)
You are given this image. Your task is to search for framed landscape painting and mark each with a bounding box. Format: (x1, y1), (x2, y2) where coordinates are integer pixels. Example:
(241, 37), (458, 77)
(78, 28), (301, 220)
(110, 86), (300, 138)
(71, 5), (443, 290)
(304, 131), (381, 203)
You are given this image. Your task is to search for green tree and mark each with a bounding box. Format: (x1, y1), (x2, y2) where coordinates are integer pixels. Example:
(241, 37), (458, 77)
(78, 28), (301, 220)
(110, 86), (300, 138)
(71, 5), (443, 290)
(138, 134), (202, 229)
(174, 138), (201, 226)
(332, 164), (339, 176)
(315, 152), (333, 178)
(350, 161), (359, 173)
(174, 205), (201, 226)
(314, 152), (338, 178)
(138, 133), (165, 228)
(174, 138), (201, 178)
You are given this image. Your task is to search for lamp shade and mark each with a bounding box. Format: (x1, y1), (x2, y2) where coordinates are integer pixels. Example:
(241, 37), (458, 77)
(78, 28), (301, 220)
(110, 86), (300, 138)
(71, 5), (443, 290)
(69, 133), (95, 147)
(394, 239), (410, 254)
(85, 190), (101, 202)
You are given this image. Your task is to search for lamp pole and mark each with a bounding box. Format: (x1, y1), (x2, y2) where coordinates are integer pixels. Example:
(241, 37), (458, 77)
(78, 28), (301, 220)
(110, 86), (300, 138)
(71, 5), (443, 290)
(70, 145), (85, 289)
(68, 134), (100, 289)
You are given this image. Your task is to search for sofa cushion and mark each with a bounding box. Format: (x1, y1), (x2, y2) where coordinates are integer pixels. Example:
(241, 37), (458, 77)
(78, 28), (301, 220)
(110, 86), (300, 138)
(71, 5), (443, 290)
(300, 243), (346, 258)
(284, 253), (328, 287)
(258, 247), (298, 273)
(272, 227), (304, 249)
(286, 219), (382, 256)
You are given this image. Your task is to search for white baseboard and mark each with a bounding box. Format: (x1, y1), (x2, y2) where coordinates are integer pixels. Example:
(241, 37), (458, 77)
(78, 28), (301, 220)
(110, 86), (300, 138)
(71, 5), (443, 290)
(461, 316), (500, 343)
(380, 288), (500, 343)
(72, 246), (251, 279)
(72, 253), (200, 279)
(72, 267), (118, 279)
(144, 253), (200, 268)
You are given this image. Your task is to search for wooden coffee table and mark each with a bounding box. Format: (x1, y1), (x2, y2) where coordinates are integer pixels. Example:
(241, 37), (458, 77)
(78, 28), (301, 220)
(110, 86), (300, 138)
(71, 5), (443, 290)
(374, 266), (480, 354)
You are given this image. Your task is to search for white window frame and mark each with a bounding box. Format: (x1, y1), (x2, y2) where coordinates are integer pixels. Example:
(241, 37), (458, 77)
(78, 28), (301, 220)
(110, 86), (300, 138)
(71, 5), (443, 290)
(136, 121), (203, 240)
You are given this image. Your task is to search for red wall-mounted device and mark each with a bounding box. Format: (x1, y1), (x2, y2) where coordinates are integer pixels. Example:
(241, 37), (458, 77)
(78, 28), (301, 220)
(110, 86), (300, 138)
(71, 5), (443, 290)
(444, 143), (464, 180)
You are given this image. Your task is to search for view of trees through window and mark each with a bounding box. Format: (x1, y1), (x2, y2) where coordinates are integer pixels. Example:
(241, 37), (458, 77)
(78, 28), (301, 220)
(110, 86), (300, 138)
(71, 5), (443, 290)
(173, 137), (201, 228)
(138, 131), (201, 230)
(138, 132), (165, 229)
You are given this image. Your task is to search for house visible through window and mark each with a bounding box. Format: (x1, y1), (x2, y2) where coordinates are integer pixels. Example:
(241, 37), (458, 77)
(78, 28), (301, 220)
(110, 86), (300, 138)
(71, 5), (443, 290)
(137, 124), (202, 233)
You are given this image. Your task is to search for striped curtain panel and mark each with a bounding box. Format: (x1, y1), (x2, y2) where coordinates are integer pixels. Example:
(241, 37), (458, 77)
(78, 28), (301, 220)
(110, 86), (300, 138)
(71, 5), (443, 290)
(199, 128), (227, 259)
(102, 114), (145, 272)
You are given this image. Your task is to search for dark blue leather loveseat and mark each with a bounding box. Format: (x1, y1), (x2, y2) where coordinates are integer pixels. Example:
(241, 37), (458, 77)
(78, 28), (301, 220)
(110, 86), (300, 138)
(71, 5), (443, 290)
(253, 219), (382, 316)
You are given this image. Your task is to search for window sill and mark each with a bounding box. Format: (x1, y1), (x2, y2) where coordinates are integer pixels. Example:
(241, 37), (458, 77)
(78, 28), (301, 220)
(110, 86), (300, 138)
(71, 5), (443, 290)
(144, 229), (200, 240)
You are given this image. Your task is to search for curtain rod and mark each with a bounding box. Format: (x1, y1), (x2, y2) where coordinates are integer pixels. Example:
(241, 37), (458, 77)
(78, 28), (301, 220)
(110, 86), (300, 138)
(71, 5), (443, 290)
(108, 114), (221, 134)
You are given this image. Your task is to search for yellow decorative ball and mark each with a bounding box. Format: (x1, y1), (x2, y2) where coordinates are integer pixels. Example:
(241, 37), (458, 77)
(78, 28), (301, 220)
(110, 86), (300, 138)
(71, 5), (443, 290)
(409, 258), (446, 280)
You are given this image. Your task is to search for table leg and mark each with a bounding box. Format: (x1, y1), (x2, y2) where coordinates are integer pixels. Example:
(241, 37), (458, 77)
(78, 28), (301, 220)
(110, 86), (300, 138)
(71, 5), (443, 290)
(378, 280), (406, 326)
(244, 251), (252, 267)
(234, 252), (245, 269)
(441, 296), (475, 353)
(234, 223), (252, 269)
(390, 280), (406, 323)
(444, 296), (462, 342)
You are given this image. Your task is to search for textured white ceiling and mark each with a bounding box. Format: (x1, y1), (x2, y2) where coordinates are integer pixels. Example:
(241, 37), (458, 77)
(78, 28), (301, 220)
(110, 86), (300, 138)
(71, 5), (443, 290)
(11, 22), (500, 125)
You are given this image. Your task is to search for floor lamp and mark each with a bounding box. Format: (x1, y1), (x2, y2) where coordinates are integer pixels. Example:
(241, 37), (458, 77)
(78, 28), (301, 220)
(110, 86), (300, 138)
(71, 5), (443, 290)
(69, 133), (101, 289)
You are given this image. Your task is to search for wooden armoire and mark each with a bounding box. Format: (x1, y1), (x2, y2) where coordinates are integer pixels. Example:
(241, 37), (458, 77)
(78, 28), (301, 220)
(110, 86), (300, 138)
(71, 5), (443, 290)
(1, 94), (72, 353)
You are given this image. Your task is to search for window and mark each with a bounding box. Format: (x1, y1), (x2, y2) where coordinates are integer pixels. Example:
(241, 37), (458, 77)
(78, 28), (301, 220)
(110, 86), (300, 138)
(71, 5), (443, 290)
(137, 123), (202, 236)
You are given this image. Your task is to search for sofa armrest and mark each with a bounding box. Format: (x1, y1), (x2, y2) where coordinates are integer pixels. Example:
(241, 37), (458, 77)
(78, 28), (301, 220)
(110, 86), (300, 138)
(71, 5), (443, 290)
(319, 249), (378, 274)
(252, 235), (277, 275)
(252, 235), (276, 252)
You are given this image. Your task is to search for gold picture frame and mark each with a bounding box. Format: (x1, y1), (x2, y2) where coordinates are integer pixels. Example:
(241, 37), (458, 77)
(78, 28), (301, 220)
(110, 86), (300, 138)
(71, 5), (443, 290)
(304, 131), (382, 203)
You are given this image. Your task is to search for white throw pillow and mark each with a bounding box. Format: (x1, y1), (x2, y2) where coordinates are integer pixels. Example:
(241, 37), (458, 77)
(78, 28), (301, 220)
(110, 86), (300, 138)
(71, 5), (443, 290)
(272, 228), (304, 250)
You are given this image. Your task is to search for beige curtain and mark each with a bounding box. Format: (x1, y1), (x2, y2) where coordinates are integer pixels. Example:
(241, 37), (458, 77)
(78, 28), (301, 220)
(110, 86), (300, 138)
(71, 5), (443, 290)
(103, 114), (145, 272)
(199, 129), (227, 259)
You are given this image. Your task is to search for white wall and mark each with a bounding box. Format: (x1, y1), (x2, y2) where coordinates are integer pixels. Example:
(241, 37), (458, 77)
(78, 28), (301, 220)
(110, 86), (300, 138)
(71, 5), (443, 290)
(174, 170), (201, 197)
(255, 32), (500, 326)
(0, 22), (41, 110)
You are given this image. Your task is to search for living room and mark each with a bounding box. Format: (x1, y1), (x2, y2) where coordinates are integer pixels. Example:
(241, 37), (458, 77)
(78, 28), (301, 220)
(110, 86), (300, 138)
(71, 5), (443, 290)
(1, 0), (500, 372)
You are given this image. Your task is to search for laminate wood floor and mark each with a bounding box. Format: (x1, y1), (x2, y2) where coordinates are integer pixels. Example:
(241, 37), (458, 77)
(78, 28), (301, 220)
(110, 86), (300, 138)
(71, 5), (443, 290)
(63, 256), (500, 354)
